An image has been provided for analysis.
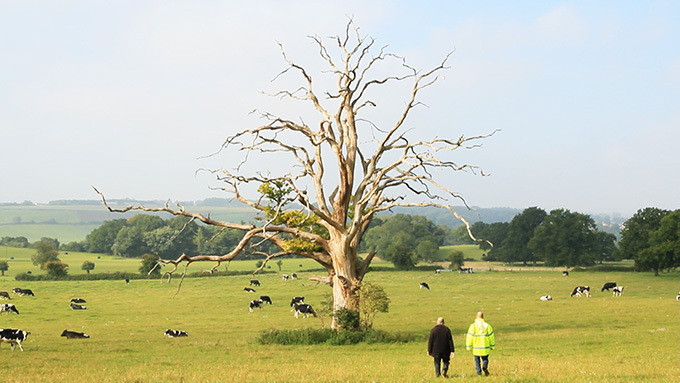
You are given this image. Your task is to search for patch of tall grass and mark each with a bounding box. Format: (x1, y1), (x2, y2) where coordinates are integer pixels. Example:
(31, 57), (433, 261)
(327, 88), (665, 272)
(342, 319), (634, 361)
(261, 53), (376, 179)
(256, 328), (418, 345)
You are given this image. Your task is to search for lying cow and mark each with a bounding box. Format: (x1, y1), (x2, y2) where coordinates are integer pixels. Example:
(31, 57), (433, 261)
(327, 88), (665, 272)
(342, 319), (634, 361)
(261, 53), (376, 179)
(70, 303), (87, 310)
(419, 282), (430, 290)
(249, 299), (263, 312)
(290, 296), (305, 307)
(260, 296), (273, 305)
(12, 288), (34, 296)
(0, 292), (10, 300)
(0, 304), (19, 315)
(70, 298), (86, 304)
(601, 282), (617, 292)
(0, 328), (30, 351)
(293, 303), (316, 318)
(570, 286), (591, 297)
(539, 295), (553, 301)
(61, 330), (89, 339)
(244, 287), (256, 293)
(164, 329), (189, 338)
(249, 279), (260, 286)
(612, 286), (624, 297)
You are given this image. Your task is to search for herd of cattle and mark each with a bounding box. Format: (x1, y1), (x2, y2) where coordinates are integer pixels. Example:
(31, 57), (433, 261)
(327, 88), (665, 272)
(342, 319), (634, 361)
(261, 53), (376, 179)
(244, 278), (317, 318)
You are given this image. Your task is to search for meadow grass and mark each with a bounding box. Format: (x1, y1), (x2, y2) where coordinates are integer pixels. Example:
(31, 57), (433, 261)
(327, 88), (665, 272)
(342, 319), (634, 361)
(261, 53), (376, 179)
(0, 267), (677, 382)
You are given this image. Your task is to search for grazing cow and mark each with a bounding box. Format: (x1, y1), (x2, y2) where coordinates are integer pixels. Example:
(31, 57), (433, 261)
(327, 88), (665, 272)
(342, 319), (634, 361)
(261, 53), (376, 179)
(125, 278), (130, 285)
(601, 282), (617, 292)
(570, 286), (591, 297)
(419, 282), (430, 290)
(293, 303), (317, 318)
(612, 286), (624, 297)
(164, 329), (189, 338)
(539, 295), (553, 301)
(249, 279), (261, 286)
(435, 269), (452, 274)
(291, 273), (298, 280)
(12, 288), (34, 296)
(0, 329), (30, 351)
(70, 303), (87, 310)
(562, 271), (569, 276)
(290, 296), (305, 307)
(0, 304), (19, 315)
(676, 292), (680, 301)
(260, 296), (273, 305)
(249, 299), (264, 312)
(0, 292), (10, 300)
(458, 267), (474, 274)
(70, 298), (86, 304)
(61, 330), (89, 339)
(244, 287), (256, 293)
(282, 274), (290, 281)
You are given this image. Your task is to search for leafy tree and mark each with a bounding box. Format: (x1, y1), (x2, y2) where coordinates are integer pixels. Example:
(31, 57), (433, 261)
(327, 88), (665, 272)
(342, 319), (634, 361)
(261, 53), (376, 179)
(139, 253), (161, 277)
(61, 241), (87, 252)
(593, 231), (617, 264)
(145, 226), (184, 260)
(528, 209), (598, 267)
(39, 237), (60, 251)
(0, 260), (8, 276)
(474, 222), (510, 260)
(44, 261), (69, 278)
(497, 207), (546, 264)
(32, 240), (60, 269)
(276, 259), (283, 271)
(81, 260), (95, 274)
(618, 207), (669, 265)
(95, 21), (494, 329)
(637, 210), (680, 276)
(127, 214), (165, 232)
(448, 250), (465, 269)
(113, 226), (147, 258)
(86, 218), (127, 253)
(356, 282), (390, 330)
(451, 225), (476, 245)
(0, 236), (29, 248)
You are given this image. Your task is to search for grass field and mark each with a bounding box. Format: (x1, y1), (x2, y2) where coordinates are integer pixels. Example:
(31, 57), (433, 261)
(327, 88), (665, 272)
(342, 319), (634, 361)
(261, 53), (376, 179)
(0, 257), (677, 382)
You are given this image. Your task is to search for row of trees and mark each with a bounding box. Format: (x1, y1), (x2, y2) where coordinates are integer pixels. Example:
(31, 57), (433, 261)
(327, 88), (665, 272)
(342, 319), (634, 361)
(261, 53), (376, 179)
(618, 208), (680, 276)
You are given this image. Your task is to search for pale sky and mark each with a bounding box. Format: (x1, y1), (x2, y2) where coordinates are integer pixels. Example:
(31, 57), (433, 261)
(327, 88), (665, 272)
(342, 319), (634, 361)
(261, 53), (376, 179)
(1, 1), (678, 217)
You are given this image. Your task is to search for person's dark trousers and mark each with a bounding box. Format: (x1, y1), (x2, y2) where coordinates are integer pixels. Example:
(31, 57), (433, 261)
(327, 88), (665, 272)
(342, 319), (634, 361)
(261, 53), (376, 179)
(434, 355), (450, 377)
(474, 355), (489, 375)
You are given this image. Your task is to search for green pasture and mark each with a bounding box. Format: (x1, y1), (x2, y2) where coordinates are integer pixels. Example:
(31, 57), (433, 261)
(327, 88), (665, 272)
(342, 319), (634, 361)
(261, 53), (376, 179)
(437, 245), (487, 261)
(0, 266), (677, 382)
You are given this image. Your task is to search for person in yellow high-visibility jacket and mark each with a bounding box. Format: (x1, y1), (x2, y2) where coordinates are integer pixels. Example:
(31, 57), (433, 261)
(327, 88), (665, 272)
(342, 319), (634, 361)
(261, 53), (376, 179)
(465, 311), (496, 376)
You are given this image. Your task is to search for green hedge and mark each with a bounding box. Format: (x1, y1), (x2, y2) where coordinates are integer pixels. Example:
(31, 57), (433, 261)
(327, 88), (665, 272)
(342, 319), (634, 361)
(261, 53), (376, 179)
(256, 328), (418, 345)
(14, 269), (275, 281)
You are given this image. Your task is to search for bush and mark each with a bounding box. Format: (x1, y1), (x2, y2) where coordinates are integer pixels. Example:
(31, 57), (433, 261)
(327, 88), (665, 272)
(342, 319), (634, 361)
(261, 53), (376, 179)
(334, 308), (360, 331)
(256, 328), (418, 345)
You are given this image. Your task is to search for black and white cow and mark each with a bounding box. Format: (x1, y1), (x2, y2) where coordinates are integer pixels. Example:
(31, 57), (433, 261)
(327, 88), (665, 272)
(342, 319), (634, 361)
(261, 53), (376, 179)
(291, 273), (298, 280)
(293, 303), (316, 318)
(249, 279), (261, 286)
(0, 291), (10, 300)
(164, 329), (189, 337)
(570, 286), (591, 297)
(260, 296), (273, 305)
(249, 299), (264, 312)
(0, 329), (30, 351)
(676, 292), (680, 301)
(244, 287), (256, 293)
(419, 282), (430, 290)
(290, 296), (305, 307)
(61, 330), (89, 339)
(282, 274), (290, 281)
(12, 288), (34, 296)
(458, 267), (474, 274)
(70, 303), (87, 310)
(601, 282), (617, 292)
(539, 295), (553, 301)
(612, 286), (624, 297)
(562, 271), (569, 277)
(0, 304), (19, 315)
(70, 298), (86, 304)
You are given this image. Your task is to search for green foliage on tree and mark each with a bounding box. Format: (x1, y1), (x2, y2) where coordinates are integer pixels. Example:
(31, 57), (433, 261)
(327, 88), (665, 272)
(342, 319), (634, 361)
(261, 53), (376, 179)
(356, 282), (390, 330)
(276, 259), (283, 271)
(86, 218), (127, 253)
(81, 260), (95, 274)
(593, 231), (617, 264)
(617, 207), (672, 276)
(0, 260), (8, 276)
(0, 236), (29, 248)
(39, 237), (60, 251)
(32, 240), (60, 269)
(113, 226), (147, 258)
(636, 210), (680, 276)
(139, 253), (161, 277)
(497, 207), (546, 264)
(528, 209), (598, 267)
(44, 261), (69, 278)
(448, 250), (465, 269)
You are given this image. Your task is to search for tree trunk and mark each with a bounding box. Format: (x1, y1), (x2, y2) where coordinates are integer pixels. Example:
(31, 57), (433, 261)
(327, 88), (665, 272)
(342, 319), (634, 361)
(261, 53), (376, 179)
(328, 234), (359, 329)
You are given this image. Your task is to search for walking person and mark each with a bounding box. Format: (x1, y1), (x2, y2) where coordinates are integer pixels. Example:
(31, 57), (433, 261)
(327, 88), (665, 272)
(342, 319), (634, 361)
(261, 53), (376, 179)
(427, 317), (455, 378)
(465, 311), (495, 376)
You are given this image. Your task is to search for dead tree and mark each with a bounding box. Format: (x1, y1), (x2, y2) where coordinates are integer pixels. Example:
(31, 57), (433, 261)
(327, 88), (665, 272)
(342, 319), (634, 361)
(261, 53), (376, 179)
(95, 21), (497, 329)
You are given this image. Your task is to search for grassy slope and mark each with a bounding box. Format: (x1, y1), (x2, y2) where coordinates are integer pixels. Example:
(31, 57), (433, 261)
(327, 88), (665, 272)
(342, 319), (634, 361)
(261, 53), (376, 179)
(0, 264), (677, 382)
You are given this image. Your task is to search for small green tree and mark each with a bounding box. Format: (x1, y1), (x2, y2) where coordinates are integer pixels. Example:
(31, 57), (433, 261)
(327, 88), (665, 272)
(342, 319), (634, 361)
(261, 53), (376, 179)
(81, 260), (95, 274)
(276, 259), (283, 271)
(255, 260), (264, 269)
(447, 250), (465, 269)
(356, 282), (390, 330)
(44, 261), (69, 278)
(0, 260), (8, 276)
(32, 240), (60, 269)
(139, 253), (161, 277)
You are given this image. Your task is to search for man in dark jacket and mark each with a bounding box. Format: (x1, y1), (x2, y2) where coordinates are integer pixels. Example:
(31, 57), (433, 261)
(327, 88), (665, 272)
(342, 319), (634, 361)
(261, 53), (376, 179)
(427, 317), (455, 378)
